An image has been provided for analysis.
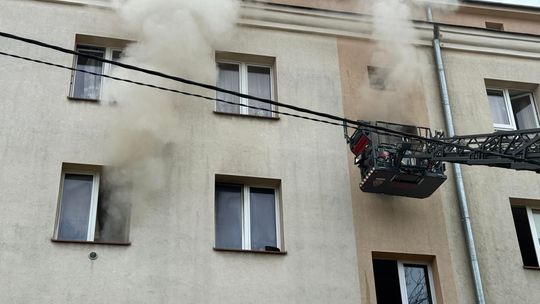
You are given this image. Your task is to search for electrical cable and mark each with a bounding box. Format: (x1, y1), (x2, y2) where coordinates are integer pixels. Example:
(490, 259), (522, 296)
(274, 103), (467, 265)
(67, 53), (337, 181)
(0, 50), (346, 128)
(0, 30), (359, 127)
(0, 32), (539, 167)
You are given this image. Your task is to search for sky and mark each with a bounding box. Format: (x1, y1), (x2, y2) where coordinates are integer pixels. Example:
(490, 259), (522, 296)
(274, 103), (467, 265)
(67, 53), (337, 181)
(477, 0), (540, 8)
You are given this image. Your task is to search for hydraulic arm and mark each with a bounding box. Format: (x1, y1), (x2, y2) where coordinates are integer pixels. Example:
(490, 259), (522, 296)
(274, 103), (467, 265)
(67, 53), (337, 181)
(346, 121), (540, 198)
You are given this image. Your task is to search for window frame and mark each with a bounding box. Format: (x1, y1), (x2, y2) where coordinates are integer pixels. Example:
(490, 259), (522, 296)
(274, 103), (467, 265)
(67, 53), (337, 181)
(214, 183), (281, 252)
(525, 206), (540, 266)
(69, 44), (123, 101)
(215, 60), (275, 117)
(397, 261), (437, 304)
(487, 88), (540, 131)
(54, 170), (101, 242)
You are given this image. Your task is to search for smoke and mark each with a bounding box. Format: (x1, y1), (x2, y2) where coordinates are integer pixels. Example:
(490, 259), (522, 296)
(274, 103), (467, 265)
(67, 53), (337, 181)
(97, 0), (238, 240)
(363, 0), (459, 124)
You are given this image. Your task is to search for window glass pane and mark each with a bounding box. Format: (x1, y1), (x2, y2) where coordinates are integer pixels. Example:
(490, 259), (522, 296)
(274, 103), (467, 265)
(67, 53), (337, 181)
(112, 50), (122, 62)
(216, 63), (240, 114)
(215, 184), (242, 249)
(404, 264), (433, 304)
(533, 211), (540, 248)
(250, 188), (277, 250)
(511, 94), (538, 130)
(73, 47), (105, 99)
(247, 66), (272, 117)
(487, 90), (510, 125)
(94, 183), (130, 243)
(511, 206), (539, 267)
(373, 259), (403, 303)
(57, 174), (94, 241)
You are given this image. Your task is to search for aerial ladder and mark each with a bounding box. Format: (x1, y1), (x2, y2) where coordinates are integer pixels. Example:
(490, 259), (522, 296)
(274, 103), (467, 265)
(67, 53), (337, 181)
(345, 121), (540, 198)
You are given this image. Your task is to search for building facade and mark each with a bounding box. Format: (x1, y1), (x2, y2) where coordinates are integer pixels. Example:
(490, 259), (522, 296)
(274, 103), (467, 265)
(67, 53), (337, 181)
(1, 0), (540, 303)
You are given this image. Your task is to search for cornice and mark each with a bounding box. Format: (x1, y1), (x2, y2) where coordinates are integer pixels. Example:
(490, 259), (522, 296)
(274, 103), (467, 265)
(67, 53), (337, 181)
(239, 1), (540, 60)
(25, 0), (540, 60)
(27, 0), (111, 8)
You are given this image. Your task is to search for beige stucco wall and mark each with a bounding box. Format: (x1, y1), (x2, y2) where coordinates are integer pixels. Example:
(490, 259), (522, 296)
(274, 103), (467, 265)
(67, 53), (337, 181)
(337, 37), (466, 304)
(441, 48), (540, 303)
(433, 7), (540, 36)
(0, 1), (361, 303)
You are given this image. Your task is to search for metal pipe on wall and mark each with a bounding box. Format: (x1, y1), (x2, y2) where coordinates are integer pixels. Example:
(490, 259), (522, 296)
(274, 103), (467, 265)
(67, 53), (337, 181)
(426, 6), (486, 304)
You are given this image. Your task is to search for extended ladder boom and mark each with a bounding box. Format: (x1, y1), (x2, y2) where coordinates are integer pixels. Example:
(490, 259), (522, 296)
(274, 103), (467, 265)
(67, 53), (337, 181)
(431, 128), (540, 172)
(346, 122), (540, 198)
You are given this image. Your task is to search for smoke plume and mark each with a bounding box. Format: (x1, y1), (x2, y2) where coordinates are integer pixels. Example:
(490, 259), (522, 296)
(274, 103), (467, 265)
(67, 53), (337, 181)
(96, 0), (238, 240)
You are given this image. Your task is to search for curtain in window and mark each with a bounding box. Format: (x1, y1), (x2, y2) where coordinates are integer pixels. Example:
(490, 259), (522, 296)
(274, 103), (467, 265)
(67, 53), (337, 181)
(511, 94), (538, 129)
(487, 90), (510, 125)
(73, 48), (105, 100)
(216, 63), (240, 113)
(247, 66), (272, 117)
(57, 174), (94, 241)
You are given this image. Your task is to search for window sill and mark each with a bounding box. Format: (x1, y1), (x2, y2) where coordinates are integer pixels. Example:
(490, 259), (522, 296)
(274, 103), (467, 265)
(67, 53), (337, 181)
(213, 247), (287, 255)
(51, 239), (131, 246)
(67, 96), (100, 103)
(213, 110), (280, 120)
(523, 266), (540, 270)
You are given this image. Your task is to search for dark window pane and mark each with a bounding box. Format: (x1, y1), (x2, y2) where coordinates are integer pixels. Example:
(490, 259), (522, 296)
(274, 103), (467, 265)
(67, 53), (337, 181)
(373, 259), (402, 304)
(216, 63), (240, 114)
(511, 94), (537, 130)
(250, 188), (277, 250)
(511, 206), (539, 267)
(367, 66), (391, 90)
(247, 66), (272, 117)
(72, 47), (105, 99)
(404, 264), (433, 304)
(94, 182), (130, 243)
(112, 50), (122, 62)
(215, 184), (242, 249)
(57, 174), (94, 241)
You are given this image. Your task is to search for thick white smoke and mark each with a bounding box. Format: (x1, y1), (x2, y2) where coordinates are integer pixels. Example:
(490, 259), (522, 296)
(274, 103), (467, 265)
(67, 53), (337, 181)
(97, 0), (238, 240)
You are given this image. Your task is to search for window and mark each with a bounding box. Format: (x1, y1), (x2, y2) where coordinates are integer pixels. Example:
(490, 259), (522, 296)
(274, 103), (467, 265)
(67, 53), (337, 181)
(511, 205), (540, 267)
(486, 88), (539, 130)
(69, 45), (122, 100)
(485, 22), (504, 31)
(367, 66), (392, 90)
(216, 60), (274, 117)
(215, 182), (281, 252)
(54, 164), (129, 244)
(373, 258), (437, 304)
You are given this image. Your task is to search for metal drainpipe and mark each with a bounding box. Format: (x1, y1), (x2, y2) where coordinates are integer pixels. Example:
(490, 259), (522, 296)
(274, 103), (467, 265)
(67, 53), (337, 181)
(426, 6), (486, 304)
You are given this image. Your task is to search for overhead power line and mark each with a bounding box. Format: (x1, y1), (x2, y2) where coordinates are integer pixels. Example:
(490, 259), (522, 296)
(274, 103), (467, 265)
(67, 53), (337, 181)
(0, 30), (358, 127)
(0, 50), (345, 128)
(1, 31), (539, 166)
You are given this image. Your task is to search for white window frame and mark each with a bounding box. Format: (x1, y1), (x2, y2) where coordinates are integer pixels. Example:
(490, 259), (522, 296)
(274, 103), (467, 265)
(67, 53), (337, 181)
(525, 207), (540, 266)
(397, 261), (437, 304)
(55, 170), (100, 241)
(69, 45), (122, 100)
(215, 60), (275, 117)
(487, 88), (540, 131)
(216, 184), (281, 251)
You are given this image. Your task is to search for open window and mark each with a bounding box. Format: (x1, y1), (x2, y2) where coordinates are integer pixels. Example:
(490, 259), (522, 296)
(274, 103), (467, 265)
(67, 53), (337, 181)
(54, 163), (130, 244)
(510, 201), (540, 268)
(486, 88), (539, 131)
(373, 257), (437, 304)
(367, 66), (392, 91)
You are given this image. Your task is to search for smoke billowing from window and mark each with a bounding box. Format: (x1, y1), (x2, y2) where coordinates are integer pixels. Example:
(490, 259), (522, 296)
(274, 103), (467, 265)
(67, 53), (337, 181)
(97, 0), (238, 239)
(361, 0), (458, 125)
